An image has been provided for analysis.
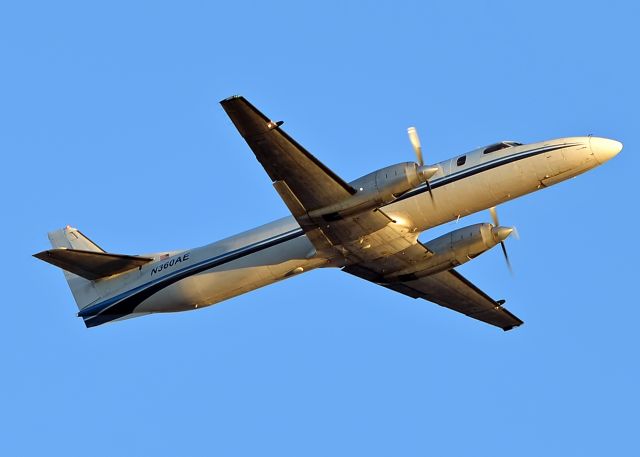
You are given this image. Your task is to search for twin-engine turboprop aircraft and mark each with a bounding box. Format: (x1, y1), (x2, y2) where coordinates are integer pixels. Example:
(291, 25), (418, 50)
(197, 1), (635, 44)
(34, 96), (622, 330)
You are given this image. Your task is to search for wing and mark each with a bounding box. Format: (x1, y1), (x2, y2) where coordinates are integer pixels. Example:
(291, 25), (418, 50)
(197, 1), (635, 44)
(220, 96), (356, 211)
(221, 96), (521, 330)
(345, 257), (523, 331)
(221, 95), (395, 251)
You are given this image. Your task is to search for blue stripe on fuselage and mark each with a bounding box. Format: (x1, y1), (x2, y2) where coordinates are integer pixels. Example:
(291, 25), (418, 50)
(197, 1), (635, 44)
(79, 228), (304, 324)
(396, 143), (576, 201)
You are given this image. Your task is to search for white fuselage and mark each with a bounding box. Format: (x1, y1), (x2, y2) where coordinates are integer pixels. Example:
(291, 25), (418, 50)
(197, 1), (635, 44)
(79, 136), (619, 322)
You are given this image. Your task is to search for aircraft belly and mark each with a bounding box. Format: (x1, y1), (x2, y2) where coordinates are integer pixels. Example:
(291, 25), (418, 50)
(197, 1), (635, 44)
(135, 233), (322, 313)
(387, 159), (545, 231)
(444, 173), (497, 217)
(485, 157), (541, 200)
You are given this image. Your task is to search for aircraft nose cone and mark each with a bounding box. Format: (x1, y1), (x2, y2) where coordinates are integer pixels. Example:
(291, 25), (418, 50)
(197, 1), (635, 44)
(589, 137), (623, 164)
(491, 226), (513, 243)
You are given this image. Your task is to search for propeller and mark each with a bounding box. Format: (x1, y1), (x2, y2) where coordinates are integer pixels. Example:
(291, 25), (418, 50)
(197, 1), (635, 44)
(407, 127), (437, 202)
(489, 206), (515, 274)
(407, 127), (423, 166)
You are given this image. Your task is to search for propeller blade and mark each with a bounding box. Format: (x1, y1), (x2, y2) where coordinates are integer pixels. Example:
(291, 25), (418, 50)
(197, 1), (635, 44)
(489, 206), (499, 227)
(408, 126), (435, 204)
(500, 241), (513, 275)
(407, 127), (423, 166)
(425, 179), (434, 202)
(489, 206), (514, 274)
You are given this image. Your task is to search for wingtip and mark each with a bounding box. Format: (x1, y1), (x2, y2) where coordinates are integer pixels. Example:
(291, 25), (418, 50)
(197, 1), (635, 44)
(33, 250), (49, 260)
(502, 322), (524, 331)
(220, 95), (243, 104)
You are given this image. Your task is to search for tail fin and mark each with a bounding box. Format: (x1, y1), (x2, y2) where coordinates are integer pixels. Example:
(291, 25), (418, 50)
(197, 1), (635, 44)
(36, 226), (160, 327)
(48, 225), (106, 252)
(42, 226), (109, 311)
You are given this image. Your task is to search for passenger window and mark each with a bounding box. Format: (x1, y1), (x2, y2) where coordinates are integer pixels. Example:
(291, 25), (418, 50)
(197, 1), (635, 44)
(456, 156), (466, 166)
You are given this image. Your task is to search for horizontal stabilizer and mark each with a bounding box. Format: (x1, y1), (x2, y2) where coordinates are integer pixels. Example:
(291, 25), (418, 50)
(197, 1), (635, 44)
(34, 248), (153, 280)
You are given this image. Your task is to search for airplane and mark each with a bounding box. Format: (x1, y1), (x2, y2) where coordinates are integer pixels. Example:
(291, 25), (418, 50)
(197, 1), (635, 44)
(34, 96), (622, 330)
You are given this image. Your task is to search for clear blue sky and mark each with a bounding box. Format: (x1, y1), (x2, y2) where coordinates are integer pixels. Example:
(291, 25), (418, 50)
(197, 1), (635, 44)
(2, 1), (638, 455)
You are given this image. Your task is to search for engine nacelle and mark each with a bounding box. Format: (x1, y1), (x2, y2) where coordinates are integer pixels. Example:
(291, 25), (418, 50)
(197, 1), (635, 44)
(308, 162), (437, 220)
(387, 223), (512, 281)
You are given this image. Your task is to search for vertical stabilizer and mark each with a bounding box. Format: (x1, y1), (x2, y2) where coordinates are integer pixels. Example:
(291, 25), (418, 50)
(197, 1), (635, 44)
(47, 226), (104, 311)
(49, 226), (105, 252)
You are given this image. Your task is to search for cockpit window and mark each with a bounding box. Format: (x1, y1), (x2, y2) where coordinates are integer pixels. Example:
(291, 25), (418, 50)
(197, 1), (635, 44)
(456, 156), (466, 166)
(483, 141), (523, 154)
